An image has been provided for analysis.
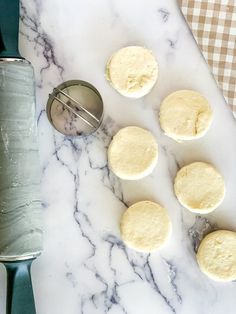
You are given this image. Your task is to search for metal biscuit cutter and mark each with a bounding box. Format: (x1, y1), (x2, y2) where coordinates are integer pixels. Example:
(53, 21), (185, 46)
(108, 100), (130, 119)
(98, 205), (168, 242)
(47, 80), (104, 136)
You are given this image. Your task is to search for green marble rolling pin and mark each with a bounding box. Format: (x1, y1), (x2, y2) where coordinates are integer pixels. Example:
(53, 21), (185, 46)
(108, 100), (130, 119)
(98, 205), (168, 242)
(0, 0), (43, 313)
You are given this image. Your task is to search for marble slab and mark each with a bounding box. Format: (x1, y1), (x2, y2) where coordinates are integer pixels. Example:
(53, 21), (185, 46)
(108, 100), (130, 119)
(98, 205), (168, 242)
(1, 0), (236, 313)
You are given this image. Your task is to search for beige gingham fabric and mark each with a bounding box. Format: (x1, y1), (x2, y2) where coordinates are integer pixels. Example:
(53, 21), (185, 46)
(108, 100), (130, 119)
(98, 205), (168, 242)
(179, 0), (236, 117)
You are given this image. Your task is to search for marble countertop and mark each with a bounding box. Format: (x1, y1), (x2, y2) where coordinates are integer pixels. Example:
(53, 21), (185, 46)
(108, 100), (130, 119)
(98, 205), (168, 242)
(1, 0), (236, 313)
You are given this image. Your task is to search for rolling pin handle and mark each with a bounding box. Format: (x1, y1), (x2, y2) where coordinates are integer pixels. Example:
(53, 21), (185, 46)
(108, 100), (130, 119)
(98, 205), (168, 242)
(0, 0), (22, 58)
(4, 259), (36, 314)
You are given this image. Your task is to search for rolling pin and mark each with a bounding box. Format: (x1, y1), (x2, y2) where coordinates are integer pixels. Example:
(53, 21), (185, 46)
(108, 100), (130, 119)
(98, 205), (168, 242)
(0, 0), (43, 313)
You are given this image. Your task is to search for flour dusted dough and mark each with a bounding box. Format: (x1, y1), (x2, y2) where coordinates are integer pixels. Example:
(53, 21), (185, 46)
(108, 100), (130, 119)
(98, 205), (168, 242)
(197, 230), (236, 282)
(106, 46), (158, 98)
(120, 201), (172, 252)
(159, 90), (213, 141)
(174, 162), (225, 213)
(108, 126), (158, 180)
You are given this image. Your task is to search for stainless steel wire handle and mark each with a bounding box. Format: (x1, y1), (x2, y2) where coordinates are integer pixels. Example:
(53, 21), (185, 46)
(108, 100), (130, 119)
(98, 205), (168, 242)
(49, 87), (99, 129)
(46, 80), (104, 136)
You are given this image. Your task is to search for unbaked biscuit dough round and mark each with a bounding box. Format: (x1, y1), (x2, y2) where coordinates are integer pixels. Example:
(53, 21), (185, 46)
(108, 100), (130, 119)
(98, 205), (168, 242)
(174, 162), (225, 213)
(159, 90), (213, 141)
(106, 46), (158, 98)
(197, 230), (236, 282)
(120, 201), (172, 252)
(108, 126), (158, 180)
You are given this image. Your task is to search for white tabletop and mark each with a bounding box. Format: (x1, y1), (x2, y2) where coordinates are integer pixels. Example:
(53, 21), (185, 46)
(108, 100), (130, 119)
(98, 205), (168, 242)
(1, 0), (236, 313)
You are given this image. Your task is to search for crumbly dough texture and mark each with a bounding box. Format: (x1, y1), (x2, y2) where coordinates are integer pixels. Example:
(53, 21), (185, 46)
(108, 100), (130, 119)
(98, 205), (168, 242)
(106, 46), (158, 98)
(120, 201), (172, 252)
(159, 90), (213, 140)
(197, 230), (236, 282)
(108, 126), (158, 180)
(174, 162), (225, 213)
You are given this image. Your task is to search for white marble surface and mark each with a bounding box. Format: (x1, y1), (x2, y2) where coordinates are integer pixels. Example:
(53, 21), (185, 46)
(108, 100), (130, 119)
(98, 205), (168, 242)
(1, 0), (236, 313)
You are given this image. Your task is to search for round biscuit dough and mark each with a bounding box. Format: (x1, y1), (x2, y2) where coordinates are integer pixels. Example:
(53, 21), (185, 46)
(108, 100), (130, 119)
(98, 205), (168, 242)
(106, 46), (158, 98)
(120, 201), (172, 252)
(108, 126), (158, 180)
(197, 230), (236, 282)
(159, 90), (213, 141)
(174, 162), (225, 213)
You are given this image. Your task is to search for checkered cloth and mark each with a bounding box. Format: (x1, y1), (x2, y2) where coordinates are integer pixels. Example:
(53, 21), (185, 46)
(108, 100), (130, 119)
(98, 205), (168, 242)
(179, 0), (236, 117)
